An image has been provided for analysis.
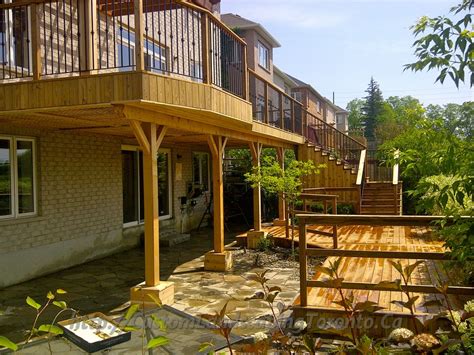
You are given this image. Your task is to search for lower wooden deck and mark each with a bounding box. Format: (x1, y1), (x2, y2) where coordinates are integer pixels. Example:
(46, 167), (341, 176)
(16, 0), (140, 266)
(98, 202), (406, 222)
(256, 224), (469, 314)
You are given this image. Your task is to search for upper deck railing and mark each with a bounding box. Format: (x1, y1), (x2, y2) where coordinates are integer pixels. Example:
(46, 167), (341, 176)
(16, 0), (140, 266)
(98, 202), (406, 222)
(0, 0), (366, 161)
(249, 69), (366, 169)
(0, 0), (247, 98)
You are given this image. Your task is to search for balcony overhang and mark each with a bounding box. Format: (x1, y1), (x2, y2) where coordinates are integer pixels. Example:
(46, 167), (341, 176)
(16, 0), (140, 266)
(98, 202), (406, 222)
(0, 71), (253, 131)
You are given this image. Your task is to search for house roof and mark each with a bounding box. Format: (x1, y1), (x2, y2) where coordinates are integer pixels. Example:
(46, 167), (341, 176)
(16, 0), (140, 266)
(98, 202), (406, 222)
(273, 66), (298, 87)
(189, 0), (220, 11)
(286, 73), (324, 100)
(221, 14), (281, 48)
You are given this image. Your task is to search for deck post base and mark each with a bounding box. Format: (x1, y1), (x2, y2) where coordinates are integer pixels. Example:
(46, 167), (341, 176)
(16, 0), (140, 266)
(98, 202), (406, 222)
(130, 281), (175, 308)
(204, 251), (233, 271)
(246, 230), (269, 249)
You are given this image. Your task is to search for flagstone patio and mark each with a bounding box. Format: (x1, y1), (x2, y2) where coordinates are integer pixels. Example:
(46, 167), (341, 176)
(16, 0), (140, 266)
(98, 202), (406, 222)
(0, 227), (301, 345)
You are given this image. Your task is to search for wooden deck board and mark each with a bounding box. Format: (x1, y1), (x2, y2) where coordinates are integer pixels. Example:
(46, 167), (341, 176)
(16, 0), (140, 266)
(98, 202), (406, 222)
(246, 224), (467, 315)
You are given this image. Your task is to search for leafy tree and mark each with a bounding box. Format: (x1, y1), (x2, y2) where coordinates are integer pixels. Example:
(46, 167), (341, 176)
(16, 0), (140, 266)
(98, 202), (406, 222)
(346, 98), (365, 132)
(245, 157), (323, 252)
(405, 0), (474, 87)
(376, 96), (426, 143)
(362, 77), (384, 144)
(380, 110), (473, 272)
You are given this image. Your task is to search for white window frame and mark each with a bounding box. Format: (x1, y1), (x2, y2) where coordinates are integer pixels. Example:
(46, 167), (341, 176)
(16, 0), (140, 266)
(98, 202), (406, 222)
(192, 152), (210, 192)
(121, 145), (172, 228)
(0, 2), (32, 70)
(190, 59), (203, 83)
(257, 41), (269, 70)
(144, 40), (167, 74)
(0, 135), (37, 220)
(117, 28), (135, 70)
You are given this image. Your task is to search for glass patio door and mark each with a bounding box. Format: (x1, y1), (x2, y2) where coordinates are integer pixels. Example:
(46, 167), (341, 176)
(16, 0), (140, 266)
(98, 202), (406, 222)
(122, 148), (172, 227)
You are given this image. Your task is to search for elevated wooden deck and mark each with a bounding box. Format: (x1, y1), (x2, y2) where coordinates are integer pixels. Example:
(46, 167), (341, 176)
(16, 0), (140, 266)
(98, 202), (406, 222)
(253, 224), (469, 314)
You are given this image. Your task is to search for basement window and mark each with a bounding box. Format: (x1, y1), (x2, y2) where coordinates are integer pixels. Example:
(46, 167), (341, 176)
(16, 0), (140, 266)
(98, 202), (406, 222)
(192, 152), (209, 192)
(0, 136), (36, 219)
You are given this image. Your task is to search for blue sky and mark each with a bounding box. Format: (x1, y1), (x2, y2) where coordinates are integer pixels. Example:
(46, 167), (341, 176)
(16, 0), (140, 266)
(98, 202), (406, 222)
(221, 0), (473, 109)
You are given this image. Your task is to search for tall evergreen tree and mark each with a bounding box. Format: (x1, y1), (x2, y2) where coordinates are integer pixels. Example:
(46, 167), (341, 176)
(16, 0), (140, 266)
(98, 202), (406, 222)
(362, 77), (384, 144)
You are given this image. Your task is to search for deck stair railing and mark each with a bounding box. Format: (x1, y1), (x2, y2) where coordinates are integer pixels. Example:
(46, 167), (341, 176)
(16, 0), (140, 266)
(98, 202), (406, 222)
(297, 214), (474, 314)
(248, 69), (366, 169)
(0, 0), (247, 98)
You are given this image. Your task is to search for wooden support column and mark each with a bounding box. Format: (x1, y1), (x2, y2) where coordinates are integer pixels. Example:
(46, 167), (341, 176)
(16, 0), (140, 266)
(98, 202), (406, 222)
(134, 0), (144, 71)
(129, 120), (173, 306)
(205, 135), (232, 271)
(274, 147), (286, 226)
(249, 142), (263, 231)
(78, 0), (98, 74)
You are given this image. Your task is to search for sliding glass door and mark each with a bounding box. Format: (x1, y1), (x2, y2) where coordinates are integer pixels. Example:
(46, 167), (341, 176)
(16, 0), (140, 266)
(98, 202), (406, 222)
(122, 147), (172, 227)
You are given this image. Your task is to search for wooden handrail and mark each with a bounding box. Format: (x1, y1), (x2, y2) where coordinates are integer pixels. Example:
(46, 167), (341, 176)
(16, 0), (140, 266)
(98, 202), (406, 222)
(297, 214), (471, 226)
(248, 68), (367, 150)
(303, 187), (358, 192)
(0, 0), (41, 9)
(356, 149), (366, 186)
(393, 149), (400, 185)
(177, 0), (247, 46)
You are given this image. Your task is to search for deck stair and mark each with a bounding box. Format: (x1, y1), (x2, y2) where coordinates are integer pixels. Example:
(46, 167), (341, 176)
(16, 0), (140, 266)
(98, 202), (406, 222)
(360, 181), (402, 215)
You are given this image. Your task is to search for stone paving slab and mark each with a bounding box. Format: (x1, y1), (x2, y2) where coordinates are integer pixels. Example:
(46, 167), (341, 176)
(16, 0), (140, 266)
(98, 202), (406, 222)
(0, 228), (301, 350)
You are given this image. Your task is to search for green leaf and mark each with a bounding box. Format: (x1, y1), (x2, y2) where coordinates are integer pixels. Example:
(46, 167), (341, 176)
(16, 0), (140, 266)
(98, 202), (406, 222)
(268, 286), (282, 293)
(56, 289), (67, 294)
(388, 260), (404, 276)
(151, 314), (167, 332)
(123, 326), (140, 332)
(26, 296), (41, 310)
(0, 336), (18, 351)
(403, 260), (424, 280)
(147, 336), (169, 349)
(38, 324), (63, 335)
(354, 300), (385, 313)
(124, 304), (140, 321)
(314, 266), (333, 277)
(147, 293), (162, 308)
(376, 280), (402, 291)
(199, 342), (214, 352)
(245, 292), (265, 301)
(53, 301), (67, 310)
(47, 291), (55, 300)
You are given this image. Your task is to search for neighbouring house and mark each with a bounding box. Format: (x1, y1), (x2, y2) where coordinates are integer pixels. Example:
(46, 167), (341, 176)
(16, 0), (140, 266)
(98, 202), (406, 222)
(335, 106), (349, 134)
(221, 13), (281, 83)
(0, 0), (367, 302)
(273, 66), (298, 98)
(323, 97), (337, 127)
(286, 74), (326, 123)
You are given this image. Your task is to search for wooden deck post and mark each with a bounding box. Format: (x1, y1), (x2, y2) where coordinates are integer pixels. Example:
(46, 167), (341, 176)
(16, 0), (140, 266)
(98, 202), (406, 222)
(242, 46), (249, 100)
(30, 3), (41, 81)
(201, 13), (211, 84)
(299, 218), (308, 307)
(78, 0), (98, 74)
(274, 147), (287, 226)
(249, 142), (263, 231)
(129, 121), (174, 307)
(134, 0), (145, 71)
(204, 135), (232, 271)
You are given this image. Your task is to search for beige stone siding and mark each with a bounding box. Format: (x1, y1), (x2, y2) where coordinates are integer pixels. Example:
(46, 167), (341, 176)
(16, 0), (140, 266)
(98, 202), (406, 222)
(0, 127), (135, 288)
